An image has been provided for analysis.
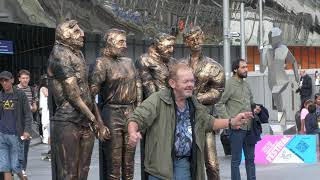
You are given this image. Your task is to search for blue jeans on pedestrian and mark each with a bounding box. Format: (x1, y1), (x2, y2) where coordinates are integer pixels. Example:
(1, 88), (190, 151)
(0, 132), (24, 173)
(230, 129), (256, 180)
(148, 157), (191, 180)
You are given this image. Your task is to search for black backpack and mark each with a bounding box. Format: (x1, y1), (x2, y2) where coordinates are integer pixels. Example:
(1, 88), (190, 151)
(257, 104), (269, 124)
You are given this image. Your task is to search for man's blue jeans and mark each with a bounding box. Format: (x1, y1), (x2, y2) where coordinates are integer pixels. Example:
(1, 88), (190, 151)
(0, 132), (24, 173)
(230, 129), (256, 180)
(148, 157), (191, 180)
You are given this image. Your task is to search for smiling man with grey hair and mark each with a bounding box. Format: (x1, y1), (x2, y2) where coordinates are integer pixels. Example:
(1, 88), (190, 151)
(127, 62), (252, 180)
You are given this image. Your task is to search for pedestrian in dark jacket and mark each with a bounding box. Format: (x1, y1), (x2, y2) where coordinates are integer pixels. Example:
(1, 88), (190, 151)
(297, 70), (312, 104)
(0, 71), (32, 180)
(127, 63), (253, 180)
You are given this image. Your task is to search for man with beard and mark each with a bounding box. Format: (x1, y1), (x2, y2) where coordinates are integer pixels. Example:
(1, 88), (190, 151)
(182, 26), (225, 179)
(137, 33), (176, 97)
(127, 62), (253, 180)
(48, 20), (109, 180)
(90, 28), (142, 180)
(216, 59), (256, 180)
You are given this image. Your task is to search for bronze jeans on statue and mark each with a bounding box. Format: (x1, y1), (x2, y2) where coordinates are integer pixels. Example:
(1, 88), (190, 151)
(205, 131), (220, 180)
(51, 121), (95, 180)
(100, 106), (136, 180)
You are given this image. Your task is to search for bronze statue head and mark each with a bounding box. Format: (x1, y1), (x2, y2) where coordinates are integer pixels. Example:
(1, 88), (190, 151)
(153, 33), (175, 60)
(103, 28), (127, 57)
(183, 26), (204, 51)
(55, 20), (84, 49)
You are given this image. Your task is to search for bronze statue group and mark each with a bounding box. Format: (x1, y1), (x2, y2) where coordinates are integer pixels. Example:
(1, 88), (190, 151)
(48, 20), (253, 180)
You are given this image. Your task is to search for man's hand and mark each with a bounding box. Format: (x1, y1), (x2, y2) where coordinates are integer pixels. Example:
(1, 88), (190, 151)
(128, 121), (142, 147)
(128, 131), (142, 147)
(22, 132), (31, 140)
(231, 112), (253, 129)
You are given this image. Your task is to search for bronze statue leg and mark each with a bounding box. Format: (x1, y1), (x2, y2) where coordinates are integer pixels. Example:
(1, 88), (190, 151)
(52, 121), (94, 180)
(122, 134), (136, 180)
(109, 129), (123, 180)
(78, 127), (95, 180)
(204, 131), (220, 180)
(99, 107), (112, 180)
(100, 107), (135, 180)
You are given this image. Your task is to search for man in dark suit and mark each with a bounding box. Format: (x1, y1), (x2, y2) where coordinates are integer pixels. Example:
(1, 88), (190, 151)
(297, 69), (312, 104)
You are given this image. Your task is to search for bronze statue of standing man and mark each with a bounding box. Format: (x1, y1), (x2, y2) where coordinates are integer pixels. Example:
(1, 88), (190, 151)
(182, 26), (225, 180)
(90, 29), (142, 180)
(48, 20), (109, 180)
(137, 33), (176, 97)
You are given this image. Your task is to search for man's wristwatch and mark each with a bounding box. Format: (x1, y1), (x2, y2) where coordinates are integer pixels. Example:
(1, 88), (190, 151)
(228, 118), (232, 129)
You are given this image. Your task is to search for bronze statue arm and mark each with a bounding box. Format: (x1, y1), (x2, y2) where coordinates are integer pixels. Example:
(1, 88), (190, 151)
(142, 80), (156, 97)
(92, 103), (111, 141)
(137, 56), (157, 97)
(62, 76), (96, 122)
(197, 65), (225, 105)
(90, 59), (108, 96)
(139, 67), (156, 97)
(197, 88), (223, 105)
(89, 59), (111, 140)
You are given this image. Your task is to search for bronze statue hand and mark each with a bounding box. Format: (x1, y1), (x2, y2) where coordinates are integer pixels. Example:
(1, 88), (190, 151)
(94, 121), (111, 141)
(89, 103), (111, 141)
(88, 120), (111, 141)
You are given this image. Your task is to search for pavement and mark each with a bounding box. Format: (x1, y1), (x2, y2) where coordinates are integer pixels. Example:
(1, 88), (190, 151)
(24, 128), (320, 180)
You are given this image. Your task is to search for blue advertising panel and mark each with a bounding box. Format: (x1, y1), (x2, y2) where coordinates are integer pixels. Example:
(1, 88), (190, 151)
(0, 40), (14, 54)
